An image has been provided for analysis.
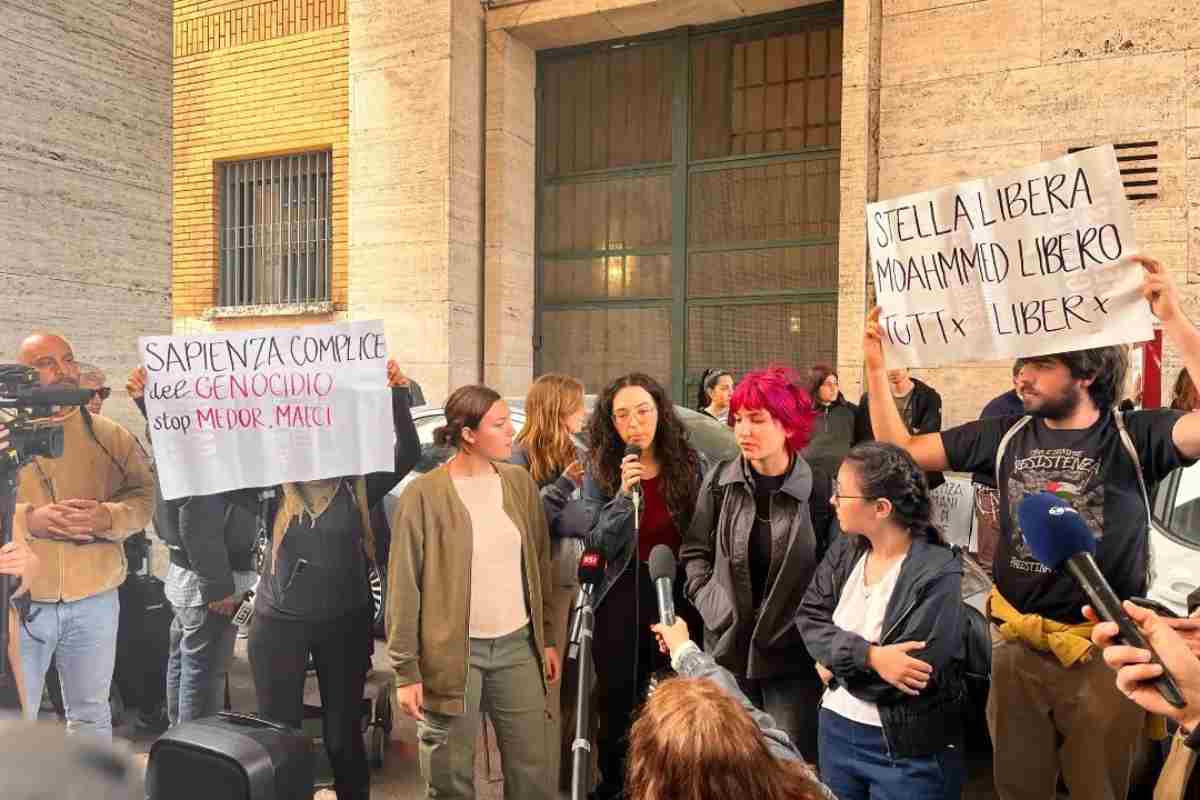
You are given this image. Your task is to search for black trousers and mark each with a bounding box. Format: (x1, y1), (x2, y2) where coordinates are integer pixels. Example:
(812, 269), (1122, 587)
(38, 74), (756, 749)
(591, 562), (701, 800)
(248, 607), (371, 800)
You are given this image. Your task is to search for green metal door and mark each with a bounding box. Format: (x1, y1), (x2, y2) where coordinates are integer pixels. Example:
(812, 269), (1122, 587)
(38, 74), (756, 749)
(535, 6), (843, 401)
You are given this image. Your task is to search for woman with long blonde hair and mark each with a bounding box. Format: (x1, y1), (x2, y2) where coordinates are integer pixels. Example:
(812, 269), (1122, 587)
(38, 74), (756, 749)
(511, 373), (588, 789)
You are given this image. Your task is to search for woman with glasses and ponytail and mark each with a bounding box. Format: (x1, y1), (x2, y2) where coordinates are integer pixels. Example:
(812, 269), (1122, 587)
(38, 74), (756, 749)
(800, 441), (967, 800)
(582, 372), (707, 800)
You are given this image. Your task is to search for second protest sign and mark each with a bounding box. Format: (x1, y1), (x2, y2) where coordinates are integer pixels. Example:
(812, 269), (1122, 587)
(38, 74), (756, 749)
(866, 145), (1154, 367)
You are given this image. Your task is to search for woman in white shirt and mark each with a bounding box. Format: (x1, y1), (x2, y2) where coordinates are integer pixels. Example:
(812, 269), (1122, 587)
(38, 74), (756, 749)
(799, 441), (966, 800)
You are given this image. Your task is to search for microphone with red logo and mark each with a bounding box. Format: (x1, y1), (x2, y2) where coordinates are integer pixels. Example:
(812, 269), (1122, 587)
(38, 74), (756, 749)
(1018, 491), (1185, 708)
(568, 548), (606, 657)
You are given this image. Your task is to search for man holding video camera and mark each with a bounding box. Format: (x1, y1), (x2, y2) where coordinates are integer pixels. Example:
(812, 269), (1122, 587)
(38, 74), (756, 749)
(14, 334), (154, 739)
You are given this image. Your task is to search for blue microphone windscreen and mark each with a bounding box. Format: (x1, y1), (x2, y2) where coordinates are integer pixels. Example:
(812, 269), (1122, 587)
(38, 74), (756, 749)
(648, 544), (676, 582)
(1016, 491), (1097, 570)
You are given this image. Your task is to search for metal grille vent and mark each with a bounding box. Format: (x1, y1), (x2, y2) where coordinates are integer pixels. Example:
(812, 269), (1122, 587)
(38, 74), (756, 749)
(1067, 141), (1159, 201)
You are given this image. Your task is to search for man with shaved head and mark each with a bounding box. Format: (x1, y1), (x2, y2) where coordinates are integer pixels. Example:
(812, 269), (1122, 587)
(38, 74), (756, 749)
(13, 333), (154, 739)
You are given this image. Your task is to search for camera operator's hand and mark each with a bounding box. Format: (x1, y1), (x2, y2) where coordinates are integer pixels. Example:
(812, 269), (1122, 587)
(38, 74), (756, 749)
(127, 367), (146, 401)
(0, 540), (37, 591)
(27, 503), (96, 542)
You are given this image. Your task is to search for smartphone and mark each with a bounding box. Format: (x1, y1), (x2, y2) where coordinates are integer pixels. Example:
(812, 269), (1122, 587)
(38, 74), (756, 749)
(232, 591), (255, 626)
(1129, 596), (1180, 619)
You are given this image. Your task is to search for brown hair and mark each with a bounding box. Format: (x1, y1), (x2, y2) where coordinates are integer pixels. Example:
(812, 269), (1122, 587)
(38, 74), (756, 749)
(807, 363), (837, 400)
(626, 677), (826, 800)
(434, 385), (502, 448)
(515, 374), (585, 484)
(1017, 345), (1130, 410)
(1172, 368), (1199, 412)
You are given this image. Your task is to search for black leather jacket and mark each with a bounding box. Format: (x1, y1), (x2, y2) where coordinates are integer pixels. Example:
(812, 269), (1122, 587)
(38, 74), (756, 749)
(681, 455), (819, 679)
(799, 533), (965, 759)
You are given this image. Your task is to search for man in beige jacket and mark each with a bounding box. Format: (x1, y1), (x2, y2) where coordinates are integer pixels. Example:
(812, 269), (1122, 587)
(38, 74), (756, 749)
(14, 334), (154, 738)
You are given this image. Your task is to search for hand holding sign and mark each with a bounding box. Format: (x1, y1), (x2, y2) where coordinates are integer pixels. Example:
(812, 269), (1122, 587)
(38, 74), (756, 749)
(1135, 255), (1184, 326)
(863, 306), (887, 372)
(127, 366), (147, 401)
(386, 359), (410, 389)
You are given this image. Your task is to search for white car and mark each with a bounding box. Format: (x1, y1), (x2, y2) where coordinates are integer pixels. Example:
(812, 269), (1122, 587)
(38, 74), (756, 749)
(1147, 460), (1200, 616)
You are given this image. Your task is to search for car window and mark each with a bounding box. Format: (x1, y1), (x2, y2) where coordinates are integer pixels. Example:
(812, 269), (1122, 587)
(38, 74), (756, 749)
(1155, 462), (1200, 546)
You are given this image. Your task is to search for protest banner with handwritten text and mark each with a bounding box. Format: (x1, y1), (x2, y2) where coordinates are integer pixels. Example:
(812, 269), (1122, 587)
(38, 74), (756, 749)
(139, 320), (392, 499)
(866, 146), (1155, 366)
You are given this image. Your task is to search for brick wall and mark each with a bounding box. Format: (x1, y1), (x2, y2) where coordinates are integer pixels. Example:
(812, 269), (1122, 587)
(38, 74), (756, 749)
(0, 1), (172, 437)
(173, 0), (349, 322)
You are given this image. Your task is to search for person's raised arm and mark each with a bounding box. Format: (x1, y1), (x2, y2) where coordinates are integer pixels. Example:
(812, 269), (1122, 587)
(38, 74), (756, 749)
(863, 307), (951, 472)
(1138, 255), (1200, 459)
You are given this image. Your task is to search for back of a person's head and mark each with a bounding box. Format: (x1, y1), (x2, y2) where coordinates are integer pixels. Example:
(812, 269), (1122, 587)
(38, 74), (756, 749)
(0, 720), (142, 799)
(626, 677), (825, 800)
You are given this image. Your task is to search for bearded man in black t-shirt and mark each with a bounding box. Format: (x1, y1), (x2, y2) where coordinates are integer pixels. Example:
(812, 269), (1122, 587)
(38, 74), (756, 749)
(860, 254), (1200, 800)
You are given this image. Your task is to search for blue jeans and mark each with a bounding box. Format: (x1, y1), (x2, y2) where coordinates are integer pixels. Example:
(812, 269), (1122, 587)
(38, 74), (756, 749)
(819, 708), (963, 800)
(19, 589), (120, 740)
(166, 604), (237, 726)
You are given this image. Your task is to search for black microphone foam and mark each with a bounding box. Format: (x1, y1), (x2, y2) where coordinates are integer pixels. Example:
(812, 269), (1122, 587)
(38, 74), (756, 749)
(624, 443), (642, 459)
(648, 544), (675, 583)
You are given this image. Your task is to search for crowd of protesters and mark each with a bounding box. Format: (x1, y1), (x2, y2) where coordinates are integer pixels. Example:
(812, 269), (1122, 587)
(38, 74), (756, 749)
(1, 254), (1199, 800)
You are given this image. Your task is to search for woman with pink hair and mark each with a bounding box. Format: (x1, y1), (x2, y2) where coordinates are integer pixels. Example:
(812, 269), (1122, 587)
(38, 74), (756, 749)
(680, 365), (823, 762)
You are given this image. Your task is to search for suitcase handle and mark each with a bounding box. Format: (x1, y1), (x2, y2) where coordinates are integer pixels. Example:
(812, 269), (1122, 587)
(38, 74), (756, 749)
(215, 711), (292, 732)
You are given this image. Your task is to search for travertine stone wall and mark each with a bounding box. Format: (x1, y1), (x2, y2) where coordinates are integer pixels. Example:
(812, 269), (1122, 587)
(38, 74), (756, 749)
(1, 1), (172, 436)
(483, 31), (537, 396)
(349, 0), (485, 406)
(839, 0), (1200, 426)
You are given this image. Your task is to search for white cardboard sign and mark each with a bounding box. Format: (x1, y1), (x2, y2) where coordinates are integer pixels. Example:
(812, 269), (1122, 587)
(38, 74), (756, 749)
(866, 145), (1154, 367)
(139, 320), (392, 500)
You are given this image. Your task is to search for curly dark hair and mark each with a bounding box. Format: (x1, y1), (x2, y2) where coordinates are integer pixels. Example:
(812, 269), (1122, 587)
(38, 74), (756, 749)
(588, 373), (701, 520)
(843, 441), (944, 545)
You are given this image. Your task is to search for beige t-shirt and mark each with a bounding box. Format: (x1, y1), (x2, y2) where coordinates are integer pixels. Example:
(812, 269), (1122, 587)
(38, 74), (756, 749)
(453, 472), (530, 639)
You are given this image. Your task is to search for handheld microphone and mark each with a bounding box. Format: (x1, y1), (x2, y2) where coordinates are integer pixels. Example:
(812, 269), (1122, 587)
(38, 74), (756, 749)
(624, 442), (643, 521)
(648, 544), (676, 627)
(1017, 492), (1186, 708)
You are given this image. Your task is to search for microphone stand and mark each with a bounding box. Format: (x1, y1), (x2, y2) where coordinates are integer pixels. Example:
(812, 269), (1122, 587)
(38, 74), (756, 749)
(569, 586), (596, 800)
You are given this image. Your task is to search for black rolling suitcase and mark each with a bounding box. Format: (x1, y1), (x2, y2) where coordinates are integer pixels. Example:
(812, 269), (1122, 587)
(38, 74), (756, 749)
(147, 711), (315, 800)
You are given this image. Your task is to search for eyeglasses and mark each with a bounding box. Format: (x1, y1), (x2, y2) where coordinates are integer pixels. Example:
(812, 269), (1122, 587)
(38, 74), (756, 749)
(94, 387), (112, 400)
(613, 406), (656, 425)
(831, 480), (873, 501)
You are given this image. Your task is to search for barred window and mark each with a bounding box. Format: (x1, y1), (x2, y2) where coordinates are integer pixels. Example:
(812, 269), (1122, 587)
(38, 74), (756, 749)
(218, 151), (332, 307)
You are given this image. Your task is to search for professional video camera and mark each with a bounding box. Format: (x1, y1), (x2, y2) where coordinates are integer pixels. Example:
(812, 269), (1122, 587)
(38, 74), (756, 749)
(0, 364), (95, 685)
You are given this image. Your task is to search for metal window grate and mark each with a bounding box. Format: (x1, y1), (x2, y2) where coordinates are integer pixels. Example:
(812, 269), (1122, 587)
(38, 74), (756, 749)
(1067, 141), (1159, 201)
(218, 151), (332, 307)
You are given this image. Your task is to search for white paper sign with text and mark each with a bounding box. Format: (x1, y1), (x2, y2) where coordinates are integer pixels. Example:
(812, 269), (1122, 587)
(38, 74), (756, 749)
(866, 146), (1155, 367)
(139, 320), (392, 500)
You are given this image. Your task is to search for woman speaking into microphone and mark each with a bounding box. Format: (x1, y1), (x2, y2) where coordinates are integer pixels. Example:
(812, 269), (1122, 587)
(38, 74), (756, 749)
(580, 373), (706, 800)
